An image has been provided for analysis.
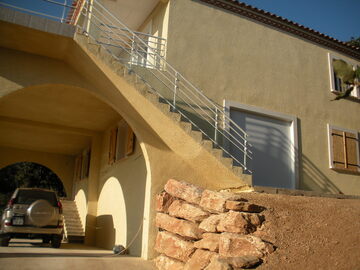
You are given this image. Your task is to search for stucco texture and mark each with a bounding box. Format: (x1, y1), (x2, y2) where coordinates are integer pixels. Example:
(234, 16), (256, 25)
(166, 0), (360, 195)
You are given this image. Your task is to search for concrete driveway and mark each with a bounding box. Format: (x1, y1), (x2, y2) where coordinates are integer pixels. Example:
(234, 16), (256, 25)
(0, 239), (155, 270)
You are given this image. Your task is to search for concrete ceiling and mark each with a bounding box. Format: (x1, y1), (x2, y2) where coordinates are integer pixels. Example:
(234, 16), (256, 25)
(0, 85), (120, 131)
(0, 84), (121, 155)
(0, 120), (92, 155)
(102, 0), (160, 30)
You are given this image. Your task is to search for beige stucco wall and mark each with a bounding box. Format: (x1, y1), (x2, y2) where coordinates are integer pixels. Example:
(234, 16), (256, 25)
(95, 125), (147, 256)
(138, 1), (169, 40)
(0, 146), (75, 198)
(165, 0), (360, 195)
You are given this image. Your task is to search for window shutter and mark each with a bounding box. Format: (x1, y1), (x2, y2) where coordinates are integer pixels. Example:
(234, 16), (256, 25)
(83, 149), (91, 178)
(75, 155), (82, 180)
(126, 126), (135, 156)
(109, 127), (118, 164)
(332, 129), (345, 169)
(331, 128), (359, 172)
(345, 132), (359, 172)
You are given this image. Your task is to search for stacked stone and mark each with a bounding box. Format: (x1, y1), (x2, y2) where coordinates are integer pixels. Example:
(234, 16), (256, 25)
(154, 179), (274, 270)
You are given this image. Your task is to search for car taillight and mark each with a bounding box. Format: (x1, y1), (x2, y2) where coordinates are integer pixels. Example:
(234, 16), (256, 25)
(7, 199), (15, 207)
(57, 201), (63, 214)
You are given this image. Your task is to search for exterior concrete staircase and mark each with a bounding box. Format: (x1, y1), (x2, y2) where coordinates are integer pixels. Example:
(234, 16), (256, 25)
(73, 32), (252, 186)
(61, 199), (85, 243)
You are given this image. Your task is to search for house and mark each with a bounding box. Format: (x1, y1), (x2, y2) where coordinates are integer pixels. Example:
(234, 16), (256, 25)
(0, 0), (359, 260)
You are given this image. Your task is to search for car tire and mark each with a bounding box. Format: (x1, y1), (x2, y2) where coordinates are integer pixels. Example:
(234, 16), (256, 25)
(51, 235), (61, 248)
(42, 238), (50, 244)
(0, 236), (10, 247)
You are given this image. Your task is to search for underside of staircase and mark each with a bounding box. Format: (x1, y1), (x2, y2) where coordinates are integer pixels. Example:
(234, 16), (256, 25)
(74, 32), (252, 187)
(61, 199), (85, 243)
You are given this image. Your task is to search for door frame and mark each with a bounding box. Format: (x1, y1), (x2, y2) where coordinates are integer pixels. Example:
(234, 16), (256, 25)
(224, 100), (299, 189)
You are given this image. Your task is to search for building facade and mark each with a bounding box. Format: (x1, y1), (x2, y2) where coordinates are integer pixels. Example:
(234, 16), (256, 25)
(0, 0), (359, 259)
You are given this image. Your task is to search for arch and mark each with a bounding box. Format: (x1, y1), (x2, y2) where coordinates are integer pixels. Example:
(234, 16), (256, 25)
(0, 161), (66, 208)
(96, 138), (148, 257)
(0, 52), (159, 255)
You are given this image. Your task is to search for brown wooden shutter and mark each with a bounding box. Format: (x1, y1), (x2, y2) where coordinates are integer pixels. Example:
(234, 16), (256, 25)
(345, 132), (359, 172)
(109, 127), (118, 164)
(75, 155), (82, 180)
(332, 129), (345, 169)
(126, 126), (135, 156)
(331, 128), (359, 172)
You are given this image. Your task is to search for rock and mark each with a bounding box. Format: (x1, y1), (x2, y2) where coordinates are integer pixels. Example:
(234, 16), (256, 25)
(199, 214), (226, 232)
(194, 233), (220, 252)
(155, 231), (196, 262)
(219, 233), (274, 258)
(204, 254), (232, 270)
(168, 200), (210, 222)
(224, 256), (260, 268)
(200, 190), (245, 213)
(155, 213), (203, 240)
(225, 201), (264, 213)
(156, 192), (175, 213)
(154, 254), (185, 270)
(243, 213), (265, 227)
(184, 249), (215, 270)
(217, 211), (253, 234)
(164, 179), (203, 205)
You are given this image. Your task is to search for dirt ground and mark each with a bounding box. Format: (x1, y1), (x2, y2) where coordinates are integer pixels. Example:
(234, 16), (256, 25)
(238, 192), (360, 270)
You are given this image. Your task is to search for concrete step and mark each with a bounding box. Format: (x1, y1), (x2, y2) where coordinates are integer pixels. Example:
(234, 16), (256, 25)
(75, 33), (252, 187)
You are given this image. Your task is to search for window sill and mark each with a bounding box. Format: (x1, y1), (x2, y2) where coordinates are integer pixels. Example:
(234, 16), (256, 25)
(331, 167), (360, 176)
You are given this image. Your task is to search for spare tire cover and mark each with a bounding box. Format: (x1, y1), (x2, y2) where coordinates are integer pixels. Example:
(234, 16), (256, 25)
(27, 199), (56, 227)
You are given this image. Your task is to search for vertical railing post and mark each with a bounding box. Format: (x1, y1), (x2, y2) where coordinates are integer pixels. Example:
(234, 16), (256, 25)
(173, 72), (179, 109)
(130, 33), (136, 69)
(214, 107), (218, 144)
(82, 0), (88, 33)
(244, 135), (248, 172)
(82, 0), (93, 35)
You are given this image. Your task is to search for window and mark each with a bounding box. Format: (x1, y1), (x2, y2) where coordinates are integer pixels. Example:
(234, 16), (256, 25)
(327, 124), (360, 174)
(108, 120), (135, 164)
(75, 148), (91, 180)
(328, 53), (360, 99)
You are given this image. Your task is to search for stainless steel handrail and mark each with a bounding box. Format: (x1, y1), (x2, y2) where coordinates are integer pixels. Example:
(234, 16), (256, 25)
(1, 0), (253, 173)
(81, 1), (253, 172)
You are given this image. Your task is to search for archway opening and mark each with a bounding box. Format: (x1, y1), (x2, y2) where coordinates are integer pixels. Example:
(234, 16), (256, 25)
(0, 161), (66, 213)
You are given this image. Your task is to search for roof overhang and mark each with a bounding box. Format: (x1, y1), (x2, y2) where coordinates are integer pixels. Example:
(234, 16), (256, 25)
(199, 0), (360, 60)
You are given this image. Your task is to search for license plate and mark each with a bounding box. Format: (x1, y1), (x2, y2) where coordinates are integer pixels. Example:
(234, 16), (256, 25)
(13, 217), (24, 226)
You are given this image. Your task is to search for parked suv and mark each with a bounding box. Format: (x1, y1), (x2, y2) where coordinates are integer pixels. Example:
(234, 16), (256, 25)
(0, 188), (64, 248)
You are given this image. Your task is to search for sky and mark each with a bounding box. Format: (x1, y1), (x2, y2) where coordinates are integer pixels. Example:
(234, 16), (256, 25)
(238, 0), (360, 42)
(0, 0), (359, 42)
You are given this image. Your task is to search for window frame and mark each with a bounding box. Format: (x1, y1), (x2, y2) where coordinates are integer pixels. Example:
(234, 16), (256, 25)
(75, 147), (91, 180)
(328, 53), (360, 99)
(108, 120), (136, 165)
(327, 124), (360, 174)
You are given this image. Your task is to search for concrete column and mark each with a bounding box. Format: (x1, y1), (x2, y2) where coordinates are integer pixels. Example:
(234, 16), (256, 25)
(84, 133), (102, 246)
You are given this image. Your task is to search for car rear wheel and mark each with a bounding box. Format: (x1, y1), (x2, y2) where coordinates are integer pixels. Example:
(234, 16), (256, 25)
(51, 235), (61, 248)
(42, 237), (50, 244)
(0, 236), (10, 247)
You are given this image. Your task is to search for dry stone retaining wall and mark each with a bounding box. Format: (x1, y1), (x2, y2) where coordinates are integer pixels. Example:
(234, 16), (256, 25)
(154, 179), (274, 270)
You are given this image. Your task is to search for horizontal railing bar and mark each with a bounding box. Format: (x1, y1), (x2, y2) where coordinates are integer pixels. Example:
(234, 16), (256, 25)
(88, 4), (252, 155)
(89, 1), (251, 172)
(99, 22), (167, 40)
(0, 2), (72, 22)
(42, 0), (75, 9)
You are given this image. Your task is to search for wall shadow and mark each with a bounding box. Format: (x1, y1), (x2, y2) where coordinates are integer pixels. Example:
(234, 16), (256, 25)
(95, 215), (116, 249)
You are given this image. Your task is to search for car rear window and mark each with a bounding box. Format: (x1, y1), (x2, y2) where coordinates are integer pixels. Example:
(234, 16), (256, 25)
(14, 190), (58, 207)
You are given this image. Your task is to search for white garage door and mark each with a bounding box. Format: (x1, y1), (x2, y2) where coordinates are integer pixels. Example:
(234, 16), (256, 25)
(230, 106), (297, 189)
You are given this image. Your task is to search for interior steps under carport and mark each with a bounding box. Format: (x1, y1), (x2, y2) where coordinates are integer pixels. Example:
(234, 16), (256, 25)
(60, 199), (85, 243)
